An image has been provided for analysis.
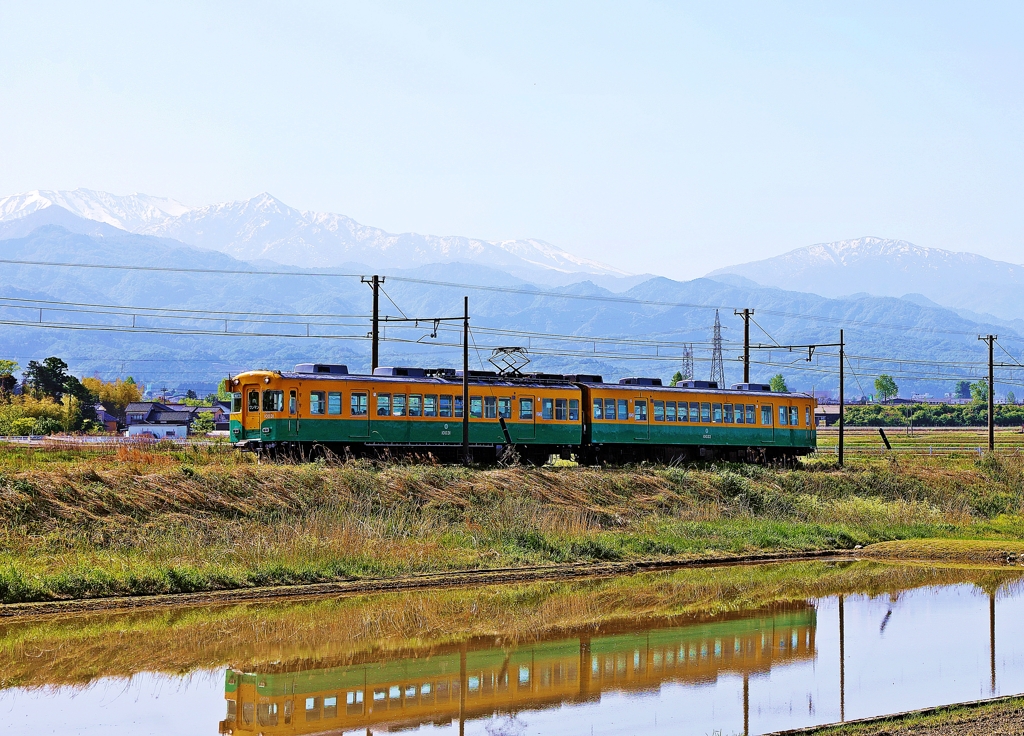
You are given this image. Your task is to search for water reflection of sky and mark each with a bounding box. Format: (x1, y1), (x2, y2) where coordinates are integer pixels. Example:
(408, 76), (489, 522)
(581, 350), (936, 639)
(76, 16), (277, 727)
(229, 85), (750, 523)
(2, 576), (1024, 735)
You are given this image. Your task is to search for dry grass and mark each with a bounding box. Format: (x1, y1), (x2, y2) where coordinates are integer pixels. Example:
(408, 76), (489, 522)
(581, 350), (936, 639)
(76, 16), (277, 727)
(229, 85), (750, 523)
(0, 444), (1023, 602)
(863, 538), (1024, 563)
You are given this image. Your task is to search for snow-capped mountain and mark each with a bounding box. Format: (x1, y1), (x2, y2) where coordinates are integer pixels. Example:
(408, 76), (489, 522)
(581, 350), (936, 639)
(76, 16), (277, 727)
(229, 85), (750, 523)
(0, 189), (628, 280)
(0, 189), (189, 232)
(707, 236), (1024, 321)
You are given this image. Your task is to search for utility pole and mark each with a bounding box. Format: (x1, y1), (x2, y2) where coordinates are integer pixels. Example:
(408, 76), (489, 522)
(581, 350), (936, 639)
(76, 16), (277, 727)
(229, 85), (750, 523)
(979, 334), (996, 452)
(839, 329), (845, 468)
(463, 296), (471, 466)
(734, 309), (753, 383)
(361, 275), (384, 372)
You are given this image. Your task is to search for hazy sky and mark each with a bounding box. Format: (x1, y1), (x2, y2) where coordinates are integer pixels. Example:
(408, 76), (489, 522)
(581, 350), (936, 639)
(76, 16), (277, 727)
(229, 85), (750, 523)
(1, 1), (1023, 278)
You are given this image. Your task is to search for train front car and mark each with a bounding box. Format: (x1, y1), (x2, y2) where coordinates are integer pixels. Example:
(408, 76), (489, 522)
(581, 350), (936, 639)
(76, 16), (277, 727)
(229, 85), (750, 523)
(578, 378), (816, 464)
(227, 364), (582, 462)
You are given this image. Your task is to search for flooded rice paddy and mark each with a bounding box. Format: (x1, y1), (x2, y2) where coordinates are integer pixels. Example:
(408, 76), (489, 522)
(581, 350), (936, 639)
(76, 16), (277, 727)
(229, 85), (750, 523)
(1, 560), (1024, 735)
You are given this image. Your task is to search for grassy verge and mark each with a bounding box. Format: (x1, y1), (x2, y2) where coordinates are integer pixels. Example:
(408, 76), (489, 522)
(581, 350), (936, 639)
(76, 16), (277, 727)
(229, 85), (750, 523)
(1, 444), (1024, 603)
(792, 696), (1024, 735)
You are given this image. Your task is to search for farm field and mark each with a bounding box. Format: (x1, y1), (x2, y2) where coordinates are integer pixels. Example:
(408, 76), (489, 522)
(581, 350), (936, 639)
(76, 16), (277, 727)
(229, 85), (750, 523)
(816, 426), (1024, 455)
(1, 440), (1023, 605)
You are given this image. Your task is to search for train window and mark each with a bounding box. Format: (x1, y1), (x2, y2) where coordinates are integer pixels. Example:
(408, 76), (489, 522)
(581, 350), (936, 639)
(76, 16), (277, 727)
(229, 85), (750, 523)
(231, 393), (242, 413)
(289, 390), (297, 415)
(555, 398), (567, 420)
(778, 406), (788, 426)
(653, 401), (665, 421)
(746, 405), (756, 424)
(424, 395), (438, 417)
(454, 396), (464, 418)
(760, 405), (772, 425)
(258, 703), (279, 726)
(700, 402), (711, 423)
(592, 399), (603, 419)
(712, 403), (723, 422)
(377, 394), (391, 416)
(734, 403), (744, 423)
(323, 696), (337, 718)
(724, 404), (734, 423)
(484, 396), (497, 418)
(350, 392), (368, 416)
(806, 406), (811, 426)
(439, 395), (453, 418)
(262, 390), (284, 412)
(248, 390), (259, 411)
(690, 402), (700, 422)
(542, 398), (554, 420)
(242, 702), (255, 725)
(373, 689), (386, 702)
(666, 401), (676, 421)
(284, 699), (293, 724)
(470, 396), (483, 418)
(420, 683), (434, 704)
(520, 397), (534, 419)
(790, 406), (799, 426)
(634, 399), (648, 421)
(305, 697), (320, 720)
(328, 392), (342, 415)
(569, 398), (579, 421)
(498, 397), (512, 418)
(309, 391), (325, 415)
(409, 394), (423, 417)
(605, 398), (616, 419)
(225, 699), (236, 721)
(617, 399), (628, 421)
(393, 394), (407, 417)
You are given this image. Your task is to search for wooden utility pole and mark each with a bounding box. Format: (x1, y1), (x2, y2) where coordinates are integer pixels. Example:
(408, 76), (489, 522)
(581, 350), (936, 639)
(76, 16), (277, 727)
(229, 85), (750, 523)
(362, 275), (384, 372)
(734, 309), (753, 383)
(979, 334), (996, 452)
(839, 329), (845, 467)
(463, 296), (470, 466)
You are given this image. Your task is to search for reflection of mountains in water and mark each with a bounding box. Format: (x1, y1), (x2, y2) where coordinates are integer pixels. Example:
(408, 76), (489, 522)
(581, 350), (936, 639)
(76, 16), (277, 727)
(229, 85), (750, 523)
(220, 603), (816, 734)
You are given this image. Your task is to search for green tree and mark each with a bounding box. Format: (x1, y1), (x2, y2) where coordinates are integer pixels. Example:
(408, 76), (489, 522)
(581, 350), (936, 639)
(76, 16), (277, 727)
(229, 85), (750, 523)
(22, 357), (96, 425)
(971, 379), (989, 404)
(0, 360), (18, 394)
(954, 380), (971, 399)
(1007, 391), (1017, 405)
(190, 412), (215, 435)
(874, 374), (899, 403)
(769, 374), (788, 393)
(669, 371), (683, 387)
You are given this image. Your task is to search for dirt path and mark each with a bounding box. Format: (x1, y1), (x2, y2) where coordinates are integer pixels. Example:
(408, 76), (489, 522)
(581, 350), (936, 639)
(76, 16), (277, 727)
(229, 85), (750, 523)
(0, 549), (850, 619)
(768, 697), (1024, 735)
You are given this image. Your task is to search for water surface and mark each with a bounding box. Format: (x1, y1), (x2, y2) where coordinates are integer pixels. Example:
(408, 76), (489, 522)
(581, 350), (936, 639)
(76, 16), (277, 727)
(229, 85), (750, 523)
(1, 560), (1022, 735)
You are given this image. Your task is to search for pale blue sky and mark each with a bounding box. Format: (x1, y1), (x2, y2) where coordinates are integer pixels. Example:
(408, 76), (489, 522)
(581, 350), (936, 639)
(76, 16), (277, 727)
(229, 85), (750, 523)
(1, 1), (1022, 277)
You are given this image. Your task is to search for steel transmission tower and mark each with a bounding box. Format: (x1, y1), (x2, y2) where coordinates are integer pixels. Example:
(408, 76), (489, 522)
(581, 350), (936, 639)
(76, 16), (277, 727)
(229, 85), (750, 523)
(681, 344), (694, 381)
(709, 309), (725, 385)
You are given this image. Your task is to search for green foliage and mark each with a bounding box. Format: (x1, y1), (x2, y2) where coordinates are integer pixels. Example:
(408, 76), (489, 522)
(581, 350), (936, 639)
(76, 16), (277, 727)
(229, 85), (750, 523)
(955, 380), (971, 399)
(971, 379), (989, 404)
(769, 374), (788, 393)
(190, 412), (215, 435)
(874, 374), (899, 403)
(1007, 391), (1017, 406)
(0, 360), (18, 378)
(32, 417), (63, 435)
(669, 371), (683, 387)
(844, 402), (1024, 427)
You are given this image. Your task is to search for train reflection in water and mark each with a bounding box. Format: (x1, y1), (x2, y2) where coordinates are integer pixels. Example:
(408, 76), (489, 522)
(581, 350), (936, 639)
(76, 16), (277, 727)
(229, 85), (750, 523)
(220, 604), (815, 734)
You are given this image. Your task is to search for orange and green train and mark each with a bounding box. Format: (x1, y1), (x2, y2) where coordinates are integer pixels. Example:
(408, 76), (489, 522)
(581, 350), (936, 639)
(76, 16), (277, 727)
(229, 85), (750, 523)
(226, 364), (816, 463)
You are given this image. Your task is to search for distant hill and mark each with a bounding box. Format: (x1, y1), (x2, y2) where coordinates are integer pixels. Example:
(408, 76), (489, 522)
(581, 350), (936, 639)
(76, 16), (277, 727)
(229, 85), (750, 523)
(707, 236), (1024, 322)
(0, 225), (1016, 400)
(0, 189), (632, 286)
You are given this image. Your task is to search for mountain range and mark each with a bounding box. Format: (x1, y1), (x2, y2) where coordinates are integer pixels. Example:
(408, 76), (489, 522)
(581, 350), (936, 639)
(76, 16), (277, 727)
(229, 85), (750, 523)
(708, 236), (1024, 323)
(0, 189), (635, 287)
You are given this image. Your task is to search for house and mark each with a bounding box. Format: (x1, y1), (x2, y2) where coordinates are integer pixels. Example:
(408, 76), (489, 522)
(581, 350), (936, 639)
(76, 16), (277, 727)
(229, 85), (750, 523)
(124, 402), (197, 438)
(94, 405), (120, 433)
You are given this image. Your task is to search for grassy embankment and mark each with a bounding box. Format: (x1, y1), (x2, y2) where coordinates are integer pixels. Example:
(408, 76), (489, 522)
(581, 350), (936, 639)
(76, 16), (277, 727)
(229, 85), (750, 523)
(795, 696), (1024, 735)
(1, 441), (1024, 603)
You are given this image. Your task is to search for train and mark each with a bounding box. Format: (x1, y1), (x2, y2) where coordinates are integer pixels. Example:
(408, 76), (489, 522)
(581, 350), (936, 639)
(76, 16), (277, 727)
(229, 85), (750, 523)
(225, 363), (816, 463)
(218, 605), (816, 734)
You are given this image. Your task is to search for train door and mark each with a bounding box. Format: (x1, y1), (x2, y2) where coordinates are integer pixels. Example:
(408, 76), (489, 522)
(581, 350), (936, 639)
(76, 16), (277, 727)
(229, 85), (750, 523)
(760, 403), (775, 444)
(517, 395), (536, 440)
(242, 384), (261, 437)
(349, 390), (370, 439)
(633, 395), (649, 440)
